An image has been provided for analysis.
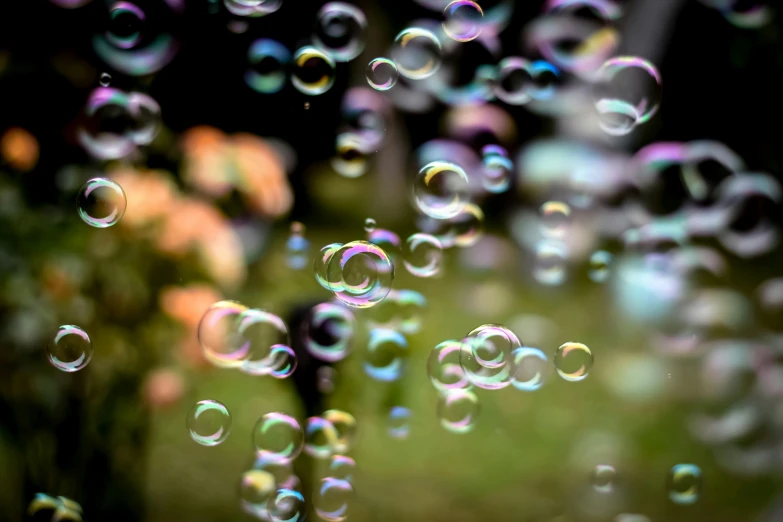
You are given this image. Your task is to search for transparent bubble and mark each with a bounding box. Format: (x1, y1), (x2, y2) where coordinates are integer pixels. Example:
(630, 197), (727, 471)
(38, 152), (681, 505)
(48, 325), (93, 372)
(268, 489), (305, 522)
(267, 345), (298, 379)
(237, 309), (291, 376)
(364, 217), (377, 233)
(367, 229), (402, 272)
(492, 58), (558, 105)
(253, 413), (303, 461)
(421, 203), (485, 248)
(331, 132), (371, 178)
(481, 149), (513, 194)
(225, 0), (282, 17)
(540, 201), (571, 238)
(326, 241), (394, 308)
(286, 222), (310, 270)
(391, 27), (443, 80)
(291, 46), (336, 96)
(510, 347), (549, 391)
(594, 56), (662, 132)
(315, 243), (345, 291)
(252, 451), (300, 491)
(596, 98), (641, 137)
(363, 328), (408, 381)
(403, 233), (444, 278)
(313, 2), (367, 62)
(667, 464), (702, 505)
(554, 342), (593, 382)
(245, 39), (291, 94)
(106, 1), (144, 49)
(239, 469), (277, 512)
(366, 58), (399, 91)
(366, 288), (427, 335)
(198, 301), (250, 369)
(76, 178), (127, 228)
(328, 455), (356, 482)
(533, 240), (568, 286)
(592, 464), (617, 493)
(322, 409), (357, 454)
(437, 389), (479, 434)
(315, 477), (353, 522)
(99, 72), (112, 86)
(589, 250), (613, 283)
(388, 406), (411, 439)
(413, 161), (470, 219)
(428, 339), (473, 392)
(187, 400), (232, 446)
(459, 324), (519, 390)
(304, 416), (339, 459)
(304, 302), (356, 362)
(442, 0), (484, 42)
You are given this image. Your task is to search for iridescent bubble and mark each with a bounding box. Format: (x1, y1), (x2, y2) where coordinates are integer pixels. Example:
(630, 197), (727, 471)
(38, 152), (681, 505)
(286, 222), (310, 270)
(420, 203), (485, 248)
(253, 413), (303, 461)
(304, 416), (339, 459)
(592, 464), (617, 493)
(481, 151), (513, 194)
(510, 346), (548, 391)
(388, 406), (411, 439)
(291, 46), (336, 96)
(187, 400), (231, 446)
(442, 0), (484, 42)
(315, 477), (352, 522)
(595, 98), (641, 137)
(266, 344), (297, 379)
(322, 409), (357, 454)
(554, 342), (593, 382)
(198, 301), (250, 369)
(364, 328), (408, 381)
(364, 218), (377, 233)
(493, 58), (559, 105)
(48, 325), (93, 372)
(326, 241), (394, 309)
(413, 161), (470, 219)
(403, 233), (444, 278)
(459, 324), (519, 390)
(328, 455), (356, 482)
(396, 289), (427, 334)
(367, 229), (402, 272)
(252, 451), (300, 491)
(437, 389), (479, 434)
(268, 489), (305, 522)
(235, 309), (291, 376)
(391, 27), (443, 80)
(76, 178), (127, 228)
(366, 58), (399, 91)
(314, 243), (344, 291)
(594, 56), (662, 132)
(427, 339), (472, 392)
(99, 72), (112, 86)
(589, 250), (612, 283)
(331, 132), (371, 178)
(540, 201), (571, 238)
(304, 302), (356, 363)
(225, 0), (282, 17)
(313, 2), (367, 62)
(239, 469), (276, 513)
(106, 2), (144, 49)
(533, 240), (568, 286)
(667, 464), (702, 505)
(245, 39), (291, 94)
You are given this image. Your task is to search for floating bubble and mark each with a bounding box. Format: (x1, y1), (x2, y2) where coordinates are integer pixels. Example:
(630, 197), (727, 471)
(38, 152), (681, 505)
(245, 39), (291, 94)
(326, 241), (394, 308)
(266, 344), (298, 379)
(363, 328), (408, 381)
(313, 2), (367, 62)
(239, 469), (277, 513)
(481, 151), (513, 193)
(253, 413), (303, 461)
(314, 243), (345, 291)
(395, 289), (428, 334)
(187, 400), (231, 446)
(367, 229), (402, 271)
(328, 455), (356, 482)
(364, 218), (377, 233)
(492, 58), (558, 105)
(589, 250), (612, 283)
(268, 489), (305, 522)
(198, 301), (250, 369)
(403, 233), (444, 277)
(225, 0), (282, 17)
(76, 177), (127, 228)
(332, 132), (371, 178)
(315, 477), (353, 522)
(291, 46), (336, 96)
(304, 416), (340, 459)
(442, 0), (484, 42)
(437, 389), (479, 434)
(554, 342), (593, 382)
(413, 161), (470, 219)
(106, 2), (144, 49)
(237, 309), (291, 376)
(421, 203), (485, 248)
(510, 346), (548, 391)
(388, 406), (411, 439)
(286, 222), (310, 270)
(391, 27), (443, 80)
(99, 72), (112, 86)
(48, 325), (93, 372)
(595, 98), (641, 137)
(540, 201), (571, 238)
(252, 452), (300, 491)
(594, 56), (662, 133)
(304, 302), (356, 362)
(366, 57), (399, 91)
(533, 239), (568, 286)
(428, 339), (473, 392)
(592, 464), (617, 493)
(322, 409), (357, 454)
(459, 324), (520, 390)
(668, 464), (702, 505)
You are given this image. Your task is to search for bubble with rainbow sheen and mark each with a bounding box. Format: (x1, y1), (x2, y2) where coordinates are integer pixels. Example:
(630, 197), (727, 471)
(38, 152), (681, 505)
(268, 488), (305, 522)
(459, 324), (520, 390)
(326, 241), (394, 309)
(106, 2), (144, 49)
(554, 342), (593, 382)
(313, 2), (367, 62)
(510, 346), (549, 391)
(388, 406), (412, 439)
(363, 328), (408, 382)
(367, 228), (402, 271)
(322, 409), (357, 454)
(419, 203), (485, 248)
(251, 451), (300, 491)
(668, 464), (702, 505)
(315, 477), (353, 522)
(245, 39), (291, 94)
(187, 400), (231, 446)
(239, 469), (276, 515)
(403, 233), (444, 278)
(253, 413), (303, 461)
(437, 389), (479, 434)
(391, 27), (443, 80)
(315, 243), (345, 291)
(304, 302), (356, 363)
(366, 57), (399, 91)
(331, 132), (372, 178)
(592, 464), (617, 493)
(594, 56), (662, 130)
(589, 250), (613, 282)
(540, 201), (571, 238)
(533, 239), (568, 286)
(266, 345), (297, 379)
(428, 339), (473, 392)
(235, 308), (290, 375)
(291, 46), (336, 96)
(197, 301), (250, 368)
(48, 325), (93, 372)
(364, 217), (377, 233)
(442, 0), (484, 42)
(413, 161), (470, 219)
(596, 98), (641, 137)
(329, 455), (356, 482)
(225, 0), (281, 17)
(304, 416), (340, 459)
(481, 149), (513, 194)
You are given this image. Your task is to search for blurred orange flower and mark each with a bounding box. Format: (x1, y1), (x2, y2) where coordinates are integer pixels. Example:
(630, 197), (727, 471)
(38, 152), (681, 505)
(1, 127), (39, 171)
(160, 284), (222, 368)
(143, 367), (185, 409)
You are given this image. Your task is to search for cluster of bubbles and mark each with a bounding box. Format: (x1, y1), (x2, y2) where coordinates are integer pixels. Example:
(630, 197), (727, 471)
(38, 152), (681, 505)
(28, 494), (84, 521)
(587, 463), (703, 505)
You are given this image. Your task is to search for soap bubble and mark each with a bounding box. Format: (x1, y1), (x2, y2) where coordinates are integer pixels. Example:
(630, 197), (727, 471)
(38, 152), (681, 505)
(322, 409), (357, 454)
(594, 56), (662, 134)
(304, 416), (339, 459)
(198, 301), (250, 369)
(540, 201), (571, 238)
(76, 178), (127, 228)
(328, 455), (356, 482)
(332, 132), (372, 178)
(437, 389), (479, 434)
(364, 218), (377, 233)
(510, 347), (549, 391)
(363, 328), (408, 381)
(533, 240), (568, 286)
(388, 406), (411, 439)
(668, 464), (702, 505)
(403, 233), (444, 277)
(304, 302), (356, 363)
(252, 413), (303, 461)
(48, 325), (93, 372)
(265, 344), (298, 379)
(592, 464), (617, 493)
(326, 241), (394, 308)
(99, 72), (112, 86)
(239, 469), (276, 513)
(315, 243), (345, 291)
(589, 250), (613, 283)
(315, 477), (353, 522)
(554, 342), (593, 382)
(481, 150), (513, 194)
(237, 309), (291, 376)
(391, 27), (443, 80)
(313, 2), (367, 62)
(245, 39), (291, 94)
(187, 400), (231, 446)
(225, 0), (282, 17)
(413, 161), (470, 219)
(460, 324), (520, 390)
(286, 222), (310, 270)
(291, 46), (336, 96)
(442, 0), (484, 42)
(428, 339), (472, 392)
(268, 489), (305, 522)
(366, 58), (399, 91)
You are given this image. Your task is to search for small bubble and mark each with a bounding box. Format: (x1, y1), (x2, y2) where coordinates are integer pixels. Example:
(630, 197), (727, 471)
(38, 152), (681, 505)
(305, 302), (356, 363)
(252, 413), (303, 461)
(668, 464), (702, 505)
(304, 102), (311, 110)
(322, 409), (357, 454)
(540, 201), (571, 238)
(403, 233), (444, 278)
(48, 325), (92, 372)
(328, 455), (356, 482)
(268, 489), (305, 522)
(413, 161), (470, 219)
(554, 342), (593, 382)
(304, 416), (339, 459)
(388, 406), (411, 439)
(76, 178), (127, 228)
(364, 217), (376, 233)
(589, 250), (613, 283)
(366, 57), (399, 91)
(592, 465), (617, 493)
(315, 477), (353, 522)
(187, 400), (232, 446)
(437, 389), (479, 434)
(292, 46), (336, 96)
(99, 72), (112, 86)
(364, 328), (408, 382)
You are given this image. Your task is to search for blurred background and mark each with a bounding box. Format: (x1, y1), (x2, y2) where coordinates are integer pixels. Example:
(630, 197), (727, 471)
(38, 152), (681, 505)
(1, 0), (783, 521)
